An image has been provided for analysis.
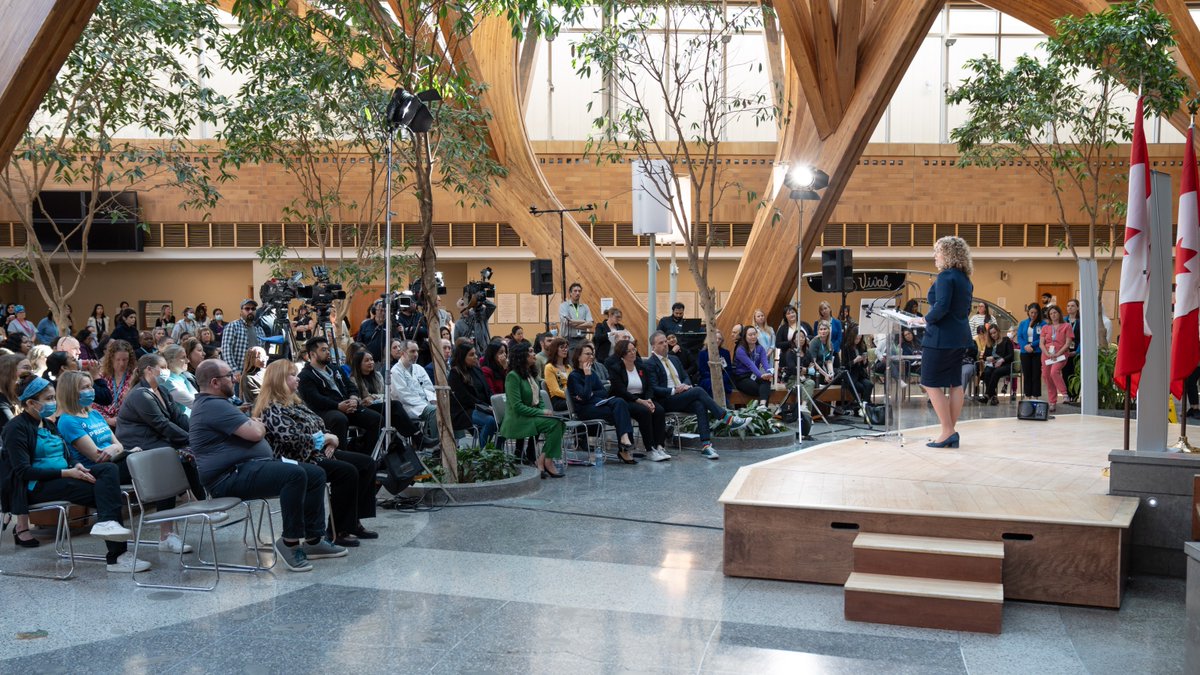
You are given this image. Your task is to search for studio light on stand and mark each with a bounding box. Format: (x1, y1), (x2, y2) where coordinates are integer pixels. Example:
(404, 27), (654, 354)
(373, 87), (441, 468)
(784, 164), (828, 443)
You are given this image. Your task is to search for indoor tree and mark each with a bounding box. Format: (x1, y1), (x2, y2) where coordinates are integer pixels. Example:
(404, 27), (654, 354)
(0, 0), (226, 332)
(225, 0), (579, 478)
(947, 0), (1187, 346)
(572, 1), (776, 407)
(219, 1), (416, 331)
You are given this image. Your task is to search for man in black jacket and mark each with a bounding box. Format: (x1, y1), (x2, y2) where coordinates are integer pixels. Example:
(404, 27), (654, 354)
(298, 336), (381, 454)
(645, 331), (748, 460)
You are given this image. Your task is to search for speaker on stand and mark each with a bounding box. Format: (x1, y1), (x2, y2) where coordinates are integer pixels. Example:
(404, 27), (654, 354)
(530, 259), (555, 333)
(821, 249), (854, 318)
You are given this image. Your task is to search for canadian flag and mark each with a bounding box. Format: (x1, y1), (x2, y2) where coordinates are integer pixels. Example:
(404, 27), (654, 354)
(1172, 124), (1200, 399)
(1115, 97), (1152, 396)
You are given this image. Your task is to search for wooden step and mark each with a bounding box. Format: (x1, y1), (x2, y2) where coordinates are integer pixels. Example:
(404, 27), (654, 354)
(844, 572), (1003, 634)
(853, 533), (1003, 583)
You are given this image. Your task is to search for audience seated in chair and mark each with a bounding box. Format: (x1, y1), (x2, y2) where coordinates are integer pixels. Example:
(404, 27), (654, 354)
(645, 331), (748, 460)
(567, 342), (637, 464)
(732, 326), (774, 406)
(390, 339), (439, 449)
(0, 373), (146, 572)
(608, 338), (668, 462)
(499, 342), (564, 478)
(697, 330), (733, 400)
(190, 358), (344, 572)
(446, 342), (497, 446)
(254, 359), (378, 549)
(297, 336), (382, 455)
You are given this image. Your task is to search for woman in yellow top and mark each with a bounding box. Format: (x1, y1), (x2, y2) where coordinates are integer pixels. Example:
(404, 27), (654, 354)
(542, 337), (572, 412)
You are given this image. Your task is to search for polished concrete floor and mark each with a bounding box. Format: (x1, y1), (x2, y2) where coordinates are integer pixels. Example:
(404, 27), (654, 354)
(0, 399), (1184, 674)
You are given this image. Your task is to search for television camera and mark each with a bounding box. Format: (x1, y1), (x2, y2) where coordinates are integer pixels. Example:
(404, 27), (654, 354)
(463, 267), (495, 310)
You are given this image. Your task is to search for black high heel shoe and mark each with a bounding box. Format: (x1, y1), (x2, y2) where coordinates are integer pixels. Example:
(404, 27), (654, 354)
(617, 445), (638, 464)
(13, 527), (40, 548)
(926, 432), (960, 449)
(539, 458), (564, 479)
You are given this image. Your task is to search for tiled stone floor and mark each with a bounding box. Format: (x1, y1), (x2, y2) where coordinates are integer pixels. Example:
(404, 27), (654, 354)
(0, 400), (1184, 674)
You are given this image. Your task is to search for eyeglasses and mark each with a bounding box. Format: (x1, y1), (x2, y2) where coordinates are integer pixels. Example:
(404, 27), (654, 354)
(213, 372), (235, 381)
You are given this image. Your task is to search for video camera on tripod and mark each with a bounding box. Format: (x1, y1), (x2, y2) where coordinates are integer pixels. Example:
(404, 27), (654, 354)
(385, 271), (446, 315)
(463, 267), (495, 310)
(258, 265), (347, 313)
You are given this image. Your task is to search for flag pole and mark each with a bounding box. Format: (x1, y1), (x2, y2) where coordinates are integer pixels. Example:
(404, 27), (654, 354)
(1124, 375), (1131, 451)
(1176, 108), (1200, 453)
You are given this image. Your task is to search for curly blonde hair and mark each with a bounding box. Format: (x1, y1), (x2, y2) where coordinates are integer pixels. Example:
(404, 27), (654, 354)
(935, 236), (973, 275)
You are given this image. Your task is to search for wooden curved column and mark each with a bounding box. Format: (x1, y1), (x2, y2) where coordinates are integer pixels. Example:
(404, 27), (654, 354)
(462, 17), (648, 332)
(723, 0), (1198, 331)
(0, 0), (102, 169)
(720, 0), (943, 330)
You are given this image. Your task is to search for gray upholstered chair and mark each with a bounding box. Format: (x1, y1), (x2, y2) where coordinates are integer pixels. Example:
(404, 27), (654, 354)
(125, 447), (246, 591)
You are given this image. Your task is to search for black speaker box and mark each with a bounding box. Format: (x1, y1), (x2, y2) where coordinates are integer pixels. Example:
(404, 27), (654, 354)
(530, 259), (554, 295)
(1017, 400), (1050, 421)
(821, 249), (853, 293)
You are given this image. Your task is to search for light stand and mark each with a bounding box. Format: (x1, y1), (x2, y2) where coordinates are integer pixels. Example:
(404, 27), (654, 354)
(371, 87), (441, 471)
(785, 165), (829, 444)
(530, 203), (596, 334)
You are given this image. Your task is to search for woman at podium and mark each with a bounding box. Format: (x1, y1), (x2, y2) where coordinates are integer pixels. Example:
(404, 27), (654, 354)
(920, 236), (974, 448)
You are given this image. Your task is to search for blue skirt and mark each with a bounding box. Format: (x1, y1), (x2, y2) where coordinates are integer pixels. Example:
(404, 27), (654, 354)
(920, 346), (965, 388)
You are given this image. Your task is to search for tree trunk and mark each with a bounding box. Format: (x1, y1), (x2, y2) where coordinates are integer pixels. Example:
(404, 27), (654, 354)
(684, 246), (725, 408)
(411, 132), (458, 482)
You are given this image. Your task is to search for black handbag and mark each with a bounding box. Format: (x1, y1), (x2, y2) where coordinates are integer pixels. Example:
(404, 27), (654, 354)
(381, 442), (423, 495)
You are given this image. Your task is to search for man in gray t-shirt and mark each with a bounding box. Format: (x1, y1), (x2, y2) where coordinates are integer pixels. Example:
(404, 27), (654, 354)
(558, 282), (593, 346)
(190, 359), (344, 571)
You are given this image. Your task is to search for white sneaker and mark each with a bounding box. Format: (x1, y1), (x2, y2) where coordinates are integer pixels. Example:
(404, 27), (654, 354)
(158, 532), (194, 554)
(648, 448), (671, 462)
(700, 443), (720, 460)
(90, 520), (132, 542)
(106, 552), (151, 573)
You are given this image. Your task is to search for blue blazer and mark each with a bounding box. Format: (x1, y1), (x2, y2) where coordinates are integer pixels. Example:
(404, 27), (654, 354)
(922, 268), (973, 349)
(1016, 318), (1044, 354)
(644, 353), (691, 401)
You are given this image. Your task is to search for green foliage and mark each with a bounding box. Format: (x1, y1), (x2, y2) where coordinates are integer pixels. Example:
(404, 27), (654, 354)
(420, 441), (520, 484)
(1067, 346), (1126, 409)
(0, 0), (226, 327)
(677, 401), (787, 438)
(947, 0), (1184, 349)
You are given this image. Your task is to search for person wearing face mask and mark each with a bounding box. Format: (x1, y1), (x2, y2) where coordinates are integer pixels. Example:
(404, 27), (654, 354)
(55, 370), (199, 553)
(0, 373), (148, 571)
(208, 309), (226, 340)
(115, 354), (196, 473)
(159, 344), (198, 416)
(171, 306), (201, 342)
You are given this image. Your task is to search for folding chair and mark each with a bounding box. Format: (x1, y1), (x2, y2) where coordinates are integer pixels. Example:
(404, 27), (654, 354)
(126, 447), (250, 591)
(0, 502), (77, 580)
(560, 390), (607, 465)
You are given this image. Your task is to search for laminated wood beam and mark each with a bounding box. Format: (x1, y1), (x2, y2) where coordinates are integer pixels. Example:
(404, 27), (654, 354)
(461, 16), (648, 332)
(773, 0), (835, 138)
(810, 0), (843, 128)
(0, 0), (102, 169)
(836, 0), (863, 111)
(721, 0), (943, 329)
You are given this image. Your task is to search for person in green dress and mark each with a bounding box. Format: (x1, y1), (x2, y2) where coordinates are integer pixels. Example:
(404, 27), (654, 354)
(500, 342), (565, 478)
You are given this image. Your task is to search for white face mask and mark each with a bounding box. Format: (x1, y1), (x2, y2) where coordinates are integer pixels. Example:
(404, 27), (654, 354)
(214, 313), (223, 321)
(160, 368), (171, 379)
(187, 312), (195, 320)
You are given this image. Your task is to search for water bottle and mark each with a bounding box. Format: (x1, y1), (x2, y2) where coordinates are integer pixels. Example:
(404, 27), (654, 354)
(594, 444), (604, 468)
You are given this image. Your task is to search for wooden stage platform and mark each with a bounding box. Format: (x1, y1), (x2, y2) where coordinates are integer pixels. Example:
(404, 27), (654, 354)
(720, 415), (1139, 608)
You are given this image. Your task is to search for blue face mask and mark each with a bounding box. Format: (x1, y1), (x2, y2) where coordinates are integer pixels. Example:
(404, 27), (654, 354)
(78, 389), (95, 408)
(37, 401), (57, 419)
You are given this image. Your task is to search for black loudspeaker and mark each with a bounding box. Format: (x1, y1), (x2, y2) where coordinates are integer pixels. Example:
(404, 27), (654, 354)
(821, 249), (853, 293)
(530, 259), (554, 295)
(1017, 400), (1050, 421)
